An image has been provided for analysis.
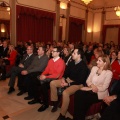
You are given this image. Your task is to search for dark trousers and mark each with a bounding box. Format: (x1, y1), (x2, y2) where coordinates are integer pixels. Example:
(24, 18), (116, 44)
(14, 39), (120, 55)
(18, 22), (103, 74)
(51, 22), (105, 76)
(73, 90), (100, 120)
(27, 72), (42, 98)
(39, 78), (56, 105)
(17, 73), (29, 91)
(100, 100), (120, 120)
(39, 81), (50, 105)
(8, 66), (24, 87)
(33, 77), (55, 105)
(0, 65), (6, 79)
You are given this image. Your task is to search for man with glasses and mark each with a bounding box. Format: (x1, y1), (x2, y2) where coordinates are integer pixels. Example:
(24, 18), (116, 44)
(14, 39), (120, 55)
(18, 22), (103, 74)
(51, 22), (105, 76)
(16, 46), (49, 96)
(28, 47), (65, 112)
(7, 45), (35, 94)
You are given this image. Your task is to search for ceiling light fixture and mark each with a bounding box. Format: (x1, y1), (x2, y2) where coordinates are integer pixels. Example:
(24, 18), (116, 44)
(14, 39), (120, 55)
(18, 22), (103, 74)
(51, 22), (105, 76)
(0, 2), (10, 11)
(114, 6), (120, 17)
(60, 2), (67, 9)
(60, 0), (70, 10)
(81, 0), (93, 5)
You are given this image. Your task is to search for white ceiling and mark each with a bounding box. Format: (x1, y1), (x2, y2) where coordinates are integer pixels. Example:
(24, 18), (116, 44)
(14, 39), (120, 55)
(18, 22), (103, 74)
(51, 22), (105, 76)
(72, 0), (120, 9)
(89, 0), (120, 9)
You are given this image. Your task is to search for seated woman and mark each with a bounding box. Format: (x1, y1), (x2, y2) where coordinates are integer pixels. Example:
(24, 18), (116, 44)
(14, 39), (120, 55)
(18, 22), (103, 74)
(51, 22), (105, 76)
(4, 44), (18, 66)
(110, 51), (117, 65)
(72, 55), (113, 120)
(88, 48), (103, 70)
(110, 51), (120, 94)
(0, 44), (17, 80)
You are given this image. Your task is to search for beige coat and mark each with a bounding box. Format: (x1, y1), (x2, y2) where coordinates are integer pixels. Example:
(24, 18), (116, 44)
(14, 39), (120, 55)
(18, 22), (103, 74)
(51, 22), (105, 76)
(86, 66), (113, 99)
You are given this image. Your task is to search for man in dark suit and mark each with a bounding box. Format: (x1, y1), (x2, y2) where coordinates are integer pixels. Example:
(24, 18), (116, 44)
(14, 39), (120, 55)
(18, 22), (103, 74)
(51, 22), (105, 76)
(7, 45), (35, 94)
(85, 45), (93, 64)
(17, 46), (49, 96)
(0, 40), (9, 58)
(0, 40), (9, 80)
(100, 80), (120, 120)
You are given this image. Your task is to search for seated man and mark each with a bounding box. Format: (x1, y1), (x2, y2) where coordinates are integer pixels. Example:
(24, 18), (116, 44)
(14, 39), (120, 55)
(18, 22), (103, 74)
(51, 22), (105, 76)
(7, 45), (35, 94)
(0, 40), (9, 80)
(17, 46), (49, 96)
(100, 80), (120, 120)
(28, 47), (65, 112)
(0, 40), (9, 58)
(50, 48), (88, 119)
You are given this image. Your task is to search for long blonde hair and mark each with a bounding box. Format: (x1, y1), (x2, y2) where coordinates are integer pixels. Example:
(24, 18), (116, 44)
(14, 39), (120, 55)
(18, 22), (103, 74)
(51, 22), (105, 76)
(8, 44), (15, 55)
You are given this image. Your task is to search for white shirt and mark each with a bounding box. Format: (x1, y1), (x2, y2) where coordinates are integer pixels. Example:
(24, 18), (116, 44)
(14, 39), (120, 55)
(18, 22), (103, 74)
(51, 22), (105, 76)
(53, 57), (60, 62)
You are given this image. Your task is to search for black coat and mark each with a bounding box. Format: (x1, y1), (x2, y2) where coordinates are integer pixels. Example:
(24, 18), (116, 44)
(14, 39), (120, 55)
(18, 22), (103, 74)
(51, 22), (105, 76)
(0, 46), (9, 58)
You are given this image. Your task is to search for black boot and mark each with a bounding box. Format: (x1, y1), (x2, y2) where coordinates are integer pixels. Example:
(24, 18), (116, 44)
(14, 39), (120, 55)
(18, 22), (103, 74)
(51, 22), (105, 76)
(8, 87), (15, 94)
(57, 114), (66, 120)
(0, 66), (6, 80)
(51, 101), (60, 112)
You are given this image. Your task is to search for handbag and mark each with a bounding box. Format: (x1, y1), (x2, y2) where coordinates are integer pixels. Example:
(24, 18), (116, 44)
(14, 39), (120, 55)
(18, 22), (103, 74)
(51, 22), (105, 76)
(57, 87), (67, 96)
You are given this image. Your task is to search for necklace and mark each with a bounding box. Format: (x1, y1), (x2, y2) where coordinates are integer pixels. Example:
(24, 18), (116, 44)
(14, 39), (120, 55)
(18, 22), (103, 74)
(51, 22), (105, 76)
(96, 69), (102, 76)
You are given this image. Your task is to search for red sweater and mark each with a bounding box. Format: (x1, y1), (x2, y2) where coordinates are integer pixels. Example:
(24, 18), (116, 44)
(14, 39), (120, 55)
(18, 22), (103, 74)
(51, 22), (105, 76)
(42, 58), (65, 79)
(111, 60), (120, 80)
(8, 50), (17, 65)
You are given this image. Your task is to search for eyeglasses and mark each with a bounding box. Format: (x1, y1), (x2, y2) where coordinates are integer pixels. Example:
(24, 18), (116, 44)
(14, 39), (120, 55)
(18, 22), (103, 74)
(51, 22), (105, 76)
(27, 49), (32, 50)
(52, 50), (57, 53)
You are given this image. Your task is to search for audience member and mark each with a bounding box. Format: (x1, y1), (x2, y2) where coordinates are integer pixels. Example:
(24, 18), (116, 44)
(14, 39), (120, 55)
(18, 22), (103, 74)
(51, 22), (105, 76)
(85, 45), (93, 64)
(88, 48), (103, 70)
(61, 47), (72, 66)
(110, 51), (117, 65)
(110, 51), (120, 95)
(0, 40), (9, 58)
(100, 80), (120, 120)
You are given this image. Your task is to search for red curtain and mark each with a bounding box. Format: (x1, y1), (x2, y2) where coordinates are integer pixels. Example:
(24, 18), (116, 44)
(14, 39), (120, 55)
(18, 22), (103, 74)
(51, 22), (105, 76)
(102, 25), (120, 45)
(16, 5), (55, 43)
(68, 17), (85, 43)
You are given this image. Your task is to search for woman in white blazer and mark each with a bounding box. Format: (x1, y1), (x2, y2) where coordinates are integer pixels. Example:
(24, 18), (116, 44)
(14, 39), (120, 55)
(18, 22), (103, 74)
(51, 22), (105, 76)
(72, 55), (113, 120)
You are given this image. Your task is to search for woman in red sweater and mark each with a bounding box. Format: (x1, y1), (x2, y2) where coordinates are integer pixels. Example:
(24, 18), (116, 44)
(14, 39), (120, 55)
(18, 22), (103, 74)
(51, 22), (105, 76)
(3, 44), (17, 66)
(111, 51), (120, 80)
(110, 51), (120, 94)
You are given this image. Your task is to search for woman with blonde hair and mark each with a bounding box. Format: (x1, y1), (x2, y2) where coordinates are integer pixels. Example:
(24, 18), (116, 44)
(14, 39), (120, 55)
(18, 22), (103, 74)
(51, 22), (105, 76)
(3, 44), (17, 66)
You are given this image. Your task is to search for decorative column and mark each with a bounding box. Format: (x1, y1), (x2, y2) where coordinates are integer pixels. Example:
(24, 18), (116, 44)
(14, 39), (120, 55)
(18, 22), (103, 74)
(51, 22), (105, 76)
(91, 11), (94, 43)
(84, 8), (88, 42)
(55, 0), (60, 42)
(9, 0), (16, 46)
(65, 2), (70, 43)
(100, 9), (105, 43)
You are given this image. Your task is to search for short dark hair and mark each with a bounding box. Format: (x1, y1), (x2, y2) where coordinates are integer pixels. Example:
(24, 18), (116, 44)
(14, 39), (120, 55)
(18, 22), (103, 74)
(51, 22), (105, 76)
(76, 48), (84, 59)
(39, 46), (46, 52)
(54, 46), (62, 53)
